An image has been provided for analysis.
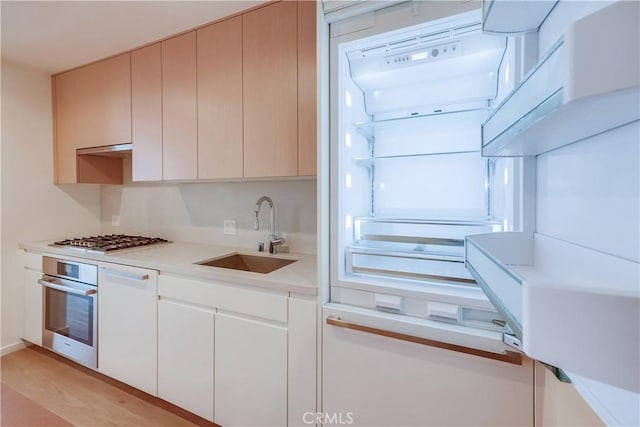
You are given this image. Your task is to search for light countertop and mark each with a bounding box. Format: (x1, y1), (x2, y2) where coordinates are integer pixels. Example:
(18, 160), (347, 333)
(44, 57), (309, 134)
(20, 240), (317, 296)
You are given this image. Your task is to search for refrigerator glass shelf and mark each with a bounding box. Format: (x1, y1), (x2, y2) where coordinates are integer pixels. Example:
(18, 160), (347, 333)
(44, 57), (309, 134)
(347, 246), (475, 285)
(354, 150), (480, 168)
(482, 0), (558, 34)
(354, 106), (489, 141)
(346, 217), (502, 283)
(482, 32), (640, 157)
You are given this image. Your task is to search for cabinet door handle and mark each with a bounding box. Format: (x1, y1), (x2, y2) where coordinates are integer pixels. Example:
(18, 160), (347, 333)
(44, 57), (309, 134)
(100, 268), (149, 282)
(326, 316), (522, 365)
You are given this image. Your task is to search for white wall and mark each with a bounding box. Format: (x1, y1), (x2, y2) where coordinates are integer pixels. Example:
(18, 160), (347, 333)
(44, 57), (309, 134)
(0, 60), (101, 353)
(101, 173), (317, 254)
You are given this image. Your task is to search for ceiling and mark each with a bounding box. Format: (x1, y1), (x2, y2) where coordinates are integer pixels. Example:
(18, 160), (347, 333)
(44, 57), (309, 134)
(1, 1), (267, 74)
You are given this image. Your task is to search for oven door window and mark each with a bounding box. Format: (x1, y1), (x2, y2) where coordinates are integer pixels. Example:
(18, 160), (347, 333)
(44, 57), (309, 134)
(45, 287), (94, 346)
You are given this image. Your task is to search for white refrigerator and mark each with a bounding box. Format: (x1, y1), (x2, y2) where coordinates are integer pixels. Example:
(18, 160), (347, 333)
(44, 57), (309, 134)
(320, 1), (639, 425)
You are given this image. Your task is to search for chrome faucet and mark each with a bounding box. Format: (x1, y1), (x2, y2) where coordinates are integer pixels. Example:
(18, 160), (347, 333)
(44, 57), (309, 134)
(254, 196), (285, 254)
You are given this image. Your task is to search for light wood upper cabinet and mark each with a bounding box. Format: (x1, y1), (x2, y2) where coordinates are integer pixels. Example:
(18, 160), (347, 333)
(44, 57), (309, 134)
(54, 53), (131, 183)
(162, 32), (198, 181)
(243, 1), (298, 178)
(52, 0), (317, 184)
(197, 17), (244, 180)
(131, 43), (163, 182)
(297, 0), (317, 177)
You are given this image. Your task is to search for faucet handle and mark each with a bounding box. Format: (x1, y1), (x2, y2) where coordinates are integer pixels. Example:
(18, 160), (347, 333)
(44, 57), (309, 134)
(268, 235), (285, 254)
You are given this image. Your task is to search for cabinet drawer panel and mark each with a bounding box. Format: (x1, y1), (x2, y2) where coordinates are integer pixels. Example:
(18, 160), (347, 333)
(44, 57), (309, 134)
(98, 263), (158, 395)
(23, 269), (43, 346)
(158, 275), (288, 323)
(323, 307), (534, 426)
(24, 251), (42, 271)
(197, 17), (243, 179)
(158, 299), (214, 422)
(162, 32), (198, 180)
(132, 43), (163, 182)
(297, 0), (317, 177)
(243, 1), (298, 178)
(215, 313), (287, 427)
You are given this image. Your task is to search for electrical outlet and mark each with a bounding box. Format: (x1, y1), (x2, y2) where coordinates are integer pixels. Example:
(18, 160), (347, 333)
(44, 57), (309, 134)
(111, 214), (121, 227)
(223, 219), (237, 235)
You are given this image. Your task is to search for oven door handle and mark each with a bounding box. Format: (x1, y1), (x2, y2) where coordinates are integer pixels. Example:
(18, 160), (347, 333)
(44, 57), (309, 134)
(38, 278), (97, 296)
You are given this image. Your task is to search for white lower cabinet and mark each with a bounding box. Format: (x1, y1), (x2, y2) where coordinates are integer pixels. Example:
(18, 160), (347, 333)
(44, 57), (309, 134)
(23, 252), (43, 346)
(215, 312), (288, 427)
(156, 274), (317, 426)
(98, 263), (158, 395)
(323, 308), (534, 426)
(157, 299), (215, 422)
(288, 297), (317, 427)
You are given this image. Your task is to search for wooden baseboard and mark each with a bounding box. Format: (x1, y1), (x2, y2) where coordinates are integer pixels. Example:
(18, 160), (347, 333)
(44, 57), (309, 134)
(1, 340), (26, 356)
(28, 346), (220, 427)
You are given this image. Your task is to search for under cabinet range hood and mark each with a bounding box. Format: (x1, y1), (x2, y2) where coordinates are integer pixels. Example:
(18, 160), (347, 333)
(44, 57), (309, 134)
(76, 143), (132, 157)
(347, 21), (507, 120)
(75, 144), (131, 184)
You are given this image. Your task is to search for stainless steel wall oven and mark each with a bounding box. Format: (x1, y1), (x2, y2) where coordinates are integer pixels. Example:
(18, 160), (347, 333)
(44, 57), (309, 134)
(40, 256), (98, 368)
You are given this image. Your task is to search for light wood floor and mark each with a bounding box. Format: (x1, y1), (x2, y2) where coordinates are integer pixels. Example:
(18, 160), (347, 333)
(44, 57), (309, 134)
(1, 346), (217, 427)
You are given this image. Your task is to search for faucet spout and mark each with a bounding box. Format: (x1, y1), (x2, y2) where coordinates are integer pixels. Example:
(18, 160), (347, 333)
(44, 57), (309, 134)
(255, 196), (275, 236)
(254, 195), (285, 253)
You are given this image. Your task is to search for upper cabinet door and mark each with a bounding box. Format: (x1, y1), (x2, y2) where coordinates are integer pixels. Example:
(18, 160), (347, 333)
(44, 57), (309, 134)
(243, 1), (298, 178)
(54, 53), (131, 183)
(297, 0), (317, 177)
(132, 43), (163, 182)
(197, 17), (244, 180)
(162, 32), (198, 181)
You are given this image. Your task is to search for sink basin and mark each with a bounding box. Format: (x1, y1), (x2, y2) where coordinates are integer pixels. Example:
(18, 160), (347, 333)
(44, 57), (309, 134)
(196, 253), (296, 274)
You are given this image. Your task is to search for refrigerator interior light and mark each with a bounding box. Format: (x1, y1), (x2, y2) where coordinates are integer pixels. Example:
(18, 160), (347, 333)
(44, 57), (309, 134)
(504, 167), (509, 185)
(345, 132), (352, 148)
(345, 173), (352, 188)
(505, 62), (510, 84)
(345, 90), (352, 107)
(345, 214), (353, 229)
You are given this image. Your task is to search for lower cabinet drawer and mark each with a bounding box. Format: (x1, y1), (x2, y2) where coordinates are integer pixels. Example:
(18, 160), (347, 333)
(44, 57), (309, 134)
(158, 274), (288, 323)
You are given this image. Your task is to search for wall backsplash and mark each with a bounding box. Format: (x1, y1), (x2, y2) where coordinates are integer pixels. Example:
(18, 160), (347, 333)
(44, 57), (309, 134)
(101, 179), (317, 254)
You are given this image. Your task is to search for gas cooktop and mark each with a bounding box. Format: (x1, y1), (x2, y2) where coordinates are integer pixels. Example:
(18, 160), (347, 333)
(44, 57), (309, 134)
(52, 234), (170, 252)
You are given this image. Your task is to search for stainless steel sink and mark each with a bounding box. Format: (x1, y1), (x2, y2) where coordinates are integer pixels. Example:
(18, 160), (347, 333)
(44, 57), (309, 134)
(196, 253), (296, 274)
